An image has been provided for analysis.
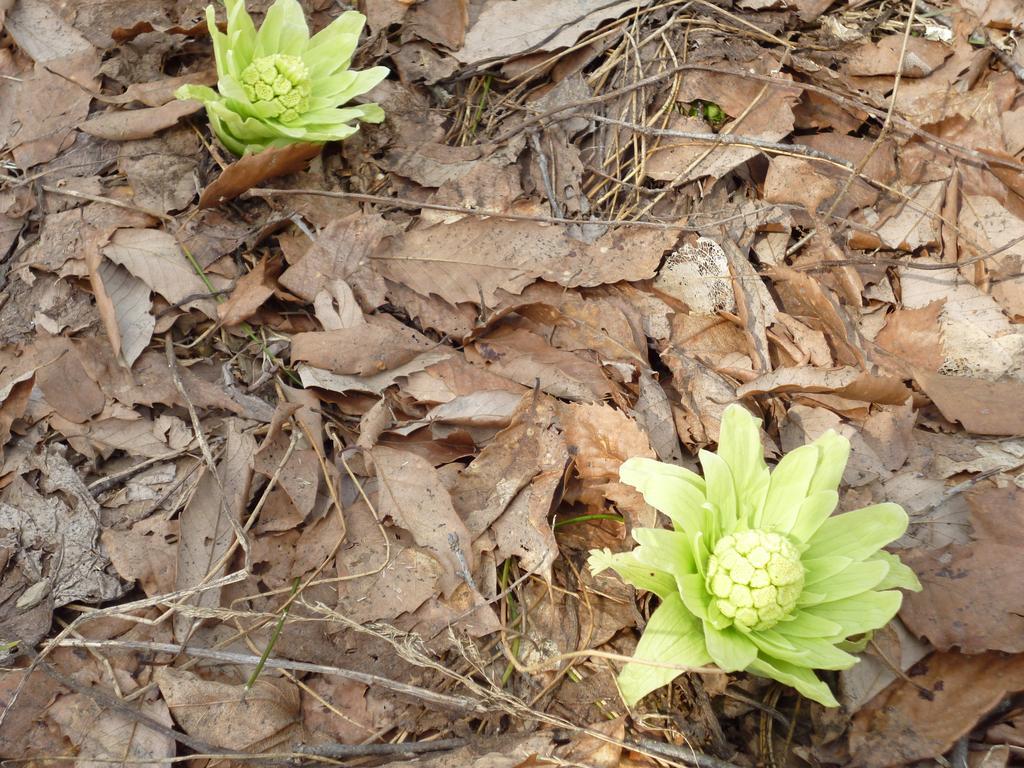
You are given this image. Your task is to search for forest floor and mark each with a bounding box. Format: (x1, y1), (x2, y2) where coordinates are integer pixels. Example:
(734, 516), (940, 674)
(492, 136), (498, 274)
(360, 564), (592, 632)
(1, 0), (1024, 766)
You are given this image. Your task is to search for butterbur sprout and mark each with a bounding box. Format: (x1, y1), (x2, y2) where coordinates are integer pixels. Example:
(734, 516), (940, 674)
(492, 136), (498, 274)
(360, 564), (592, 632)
(589, 404), (921, 707)
(176, 0), (388, 156)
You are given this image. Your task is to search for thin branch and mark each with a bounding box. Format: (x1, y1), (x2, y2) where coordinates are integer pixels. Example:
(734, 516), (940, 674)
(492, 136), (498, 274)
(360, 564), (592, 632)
(54, 639), (488, 713)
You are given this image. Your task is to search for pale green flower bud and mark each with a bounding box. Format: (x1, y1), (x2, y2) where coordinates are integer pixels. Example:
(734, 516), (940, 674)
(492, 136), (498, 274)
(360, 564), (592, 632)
(591, 404), (924, 709)
(240, 54), (311, 123)
(706, 529), (804, 631)
(175, 0), (389, 156)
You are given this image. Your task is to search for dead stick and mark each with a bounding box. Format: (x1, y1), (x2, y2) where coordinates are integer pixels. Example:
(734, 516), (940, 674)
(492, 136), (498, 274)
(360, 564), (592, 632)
(55, 638), (488, 713)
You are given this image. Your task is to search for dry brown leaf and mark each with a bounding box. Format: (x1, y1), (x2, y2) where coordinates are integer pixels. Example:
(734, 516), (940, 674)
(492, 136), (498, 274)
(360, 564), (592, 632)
(648, 99), (796, 184)
(199, 142), (321, 208)
(0, 449), (126, 607)
(511, 284), (650, 368)
(297, 348), (451, 396)
(380, 733), (558, 767)
(96, 259), (155, 366)
(382, 142), (489, 187)
(334, 499), (441, 622)
(106, 70), (217, 106)
(422, 389), (524, 431)
(118, 129), (202, 215)
(900, 259), (1024, 381)
(253, 410), (319, 519)
(0, 669), (65, 757)
(737, 366), (911, 404)
(0, 547), (53, 656)
(173, 422), (255, 641)
(764, 155), (877, 219)
(373, 218), (679, 307)
(769, 264), (866, 367)
(51, 414), (192, 460)
(101, 516), (178, 597)
(875, 300), (945, 373)
(960, 195), (1024, 318)
(278, 213), (389, 304)
(850, 180), (945, 252)
(794, 132), (897, 185)
(2, 1), (98, 81)
(0, 375), (33, 464)
(217, 255), (279, 327)
(465, 326), (614, 402)
(291, 317), (437, 375)
(914, 369), (1024, 435)
(455, 0), (648, 63)
(48, 693), (175, 768)
(850, 652), (1024, 768)
(556, 715), (626, 768)
(74, 341), (243, 413)
(78, 100), (202, 141)
(5, 64), (94, 168)
(312, 279), (365, 330)
(403, 357), (528, 405)
(966, 484), (1024, 546)
(845, 36), (951, 77)
(633, 371), (683, 463)
(103, 228), (218, 317)
(449, 395), (566, 578)
(300, 675), (396, 745)
(371, 446), (474, 596)
(560, 401), (656, 527)
(34, 335), (105, 423)
(900, 542), (1024, 654)
(154, 667), (299, 751)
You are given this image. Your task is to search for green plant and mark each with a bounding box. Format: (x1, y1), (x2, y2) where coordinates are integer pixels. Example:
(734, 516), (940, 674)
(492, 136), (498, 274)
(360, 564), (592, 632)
(689, 100), (726, 126)
(589, 404), (921, 707)
(176, 0), (388, 156)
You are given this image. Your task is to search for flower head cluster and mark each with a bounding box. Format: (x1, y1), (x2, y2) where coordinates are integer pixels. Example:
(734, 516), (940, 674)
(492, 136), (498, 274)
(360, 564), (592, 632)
(176, 0), (388, 156)
(589, 405), (921, 707)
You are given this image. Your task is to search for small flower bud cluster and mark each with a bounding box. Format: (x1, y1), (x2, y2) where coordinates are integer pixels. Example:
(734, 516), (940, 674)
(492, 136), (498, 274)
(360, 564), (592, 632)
(240, 54), (312, 123)
(706, 529), (805, 631)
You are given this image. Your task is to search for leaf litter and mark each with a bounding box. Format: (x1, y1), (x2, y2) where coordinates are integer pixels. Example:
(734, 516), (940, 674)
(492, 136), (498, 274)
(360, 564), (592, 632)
(1, 0), (1024, 766)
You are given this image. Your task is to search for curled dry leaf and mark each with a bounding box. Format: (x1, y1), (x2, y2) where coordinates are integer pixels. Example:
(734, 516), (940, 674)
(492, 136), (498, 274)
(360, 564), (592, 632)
(559, 401), (657, 528)
(449, 394), (567, 580)
(78, 99), (203, 141)
(198, 142), (322, 208)
(737, 365), (911, 404)
(217, 254), (280, 326)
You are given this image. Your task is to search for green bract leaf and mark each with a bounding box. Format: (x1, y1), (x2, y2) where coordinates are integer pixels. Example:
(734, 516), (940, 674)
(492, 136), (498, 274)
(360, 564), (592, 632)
(802, 503), (908, 562)
(175, 0), (388, 156)
(806, 429), (851, 495)
(594, 403), (921, 708)
(757, 444), (819, 532)
(617, 593), (712, 706)
(588, 548), (676, 599)
(715, 405), (770, 521)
